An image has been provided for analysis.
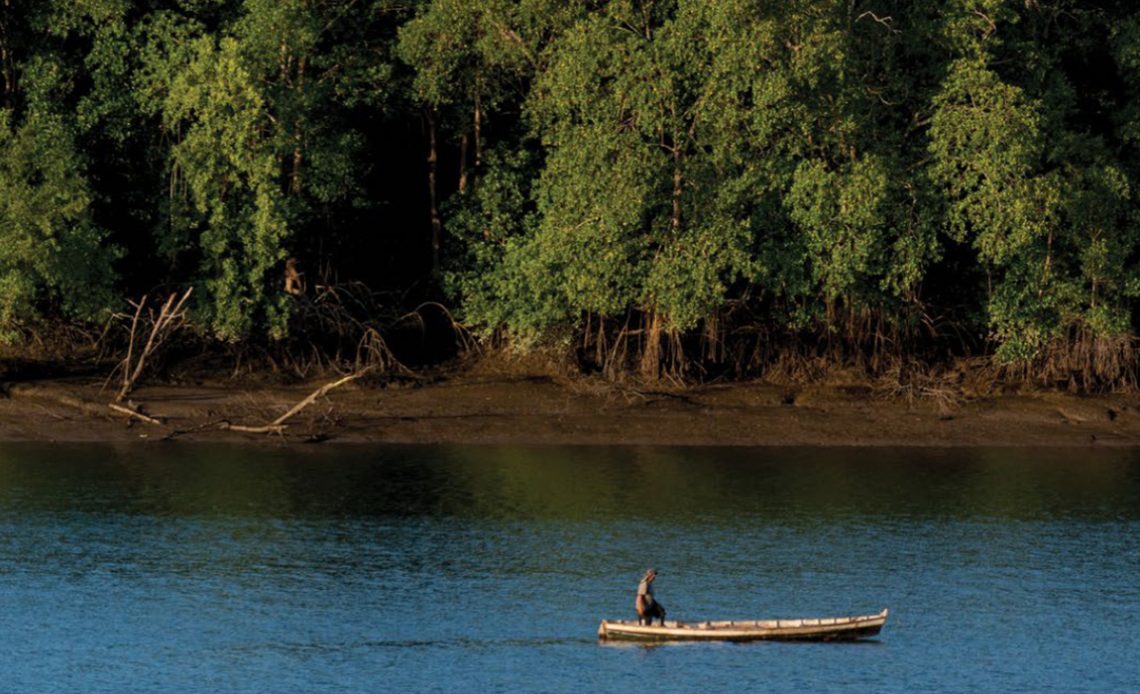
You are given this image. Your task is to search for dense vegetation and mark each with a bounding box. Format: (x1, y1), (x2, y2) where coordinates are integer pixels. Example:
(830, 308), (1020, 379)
(3, 0), (1140, 388)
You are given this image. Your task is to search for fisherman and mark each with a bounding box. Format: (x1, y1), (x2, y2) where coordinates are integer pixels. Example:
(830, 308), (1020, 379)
(636, 568), (667, 625)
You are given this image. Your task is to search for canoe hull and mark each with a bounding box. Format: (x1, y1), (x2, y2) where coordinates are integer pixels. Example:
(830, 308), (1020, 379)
(598, 608), (888, 642)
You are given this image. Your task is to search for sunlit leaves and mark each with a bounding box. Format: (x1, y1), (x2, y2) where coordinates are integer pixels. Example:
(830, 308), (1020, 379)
(0, 66), (118, 335)
(4, 0), (1140, 378)
(787, 157), (891, 300)
(133, 0), (385, 340)
(476, 3), (759, 337)
(930, 8), (1140, 362)
(159, 35), (289, 340)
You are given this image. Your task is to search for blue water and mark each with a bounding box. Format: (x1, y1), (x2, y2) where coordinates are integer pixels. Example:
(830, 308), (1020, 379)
(0, 445), (1137, 692)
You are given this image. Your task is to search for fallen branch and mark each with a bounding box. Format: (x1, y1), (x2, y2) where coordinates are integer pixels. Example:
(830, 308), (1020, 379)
(108, 402), (164, 426)
(219, 367), (372, 436)
(271, 370), (368, 427)
(218, 422), (287, 435)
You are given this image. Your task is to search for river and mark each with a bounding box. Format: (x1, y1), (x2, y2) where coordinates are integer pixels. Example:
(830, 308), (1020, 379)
(0, 444), (1137, 692)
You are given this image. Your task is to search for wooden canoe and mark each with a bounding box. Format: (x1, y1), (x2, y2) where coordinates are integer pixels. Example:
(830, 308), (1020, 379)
(597, 608), (888, 642)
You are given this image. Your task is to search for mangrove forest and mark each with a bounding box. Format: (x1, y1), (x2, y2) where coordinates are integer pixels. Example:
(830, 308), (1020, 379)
(3, 0), (1140, 388)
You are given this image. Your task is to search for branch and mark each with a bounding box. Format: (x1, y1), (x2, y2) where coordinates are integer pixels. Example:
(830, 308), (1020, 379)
(856, 11), (899, 33)
(490, 18), (535, 66)
(218, 422), (287, 435)
(108, 402), (164, 426)
(219, 367), (373, 437)
(972, 10), (997, 39)
(116, 287), (193, 402)
(271, 369), (369, 426)
(121, 296), (146, 398)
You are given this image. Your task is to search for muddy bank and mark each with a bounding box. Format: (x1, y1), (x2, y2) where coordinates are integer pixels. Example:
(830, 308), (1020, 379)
(1, 369), (1139, 446)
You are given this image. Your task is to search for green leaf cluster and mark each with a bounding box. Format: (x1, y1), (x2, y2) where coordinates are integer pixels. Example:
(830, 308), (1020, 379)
(0, 54), (118, 338)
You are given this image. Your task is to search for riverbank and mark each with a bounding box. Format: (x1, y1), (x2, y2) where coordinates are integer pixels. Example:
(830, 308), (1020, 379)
(2, 364), (1138, 446)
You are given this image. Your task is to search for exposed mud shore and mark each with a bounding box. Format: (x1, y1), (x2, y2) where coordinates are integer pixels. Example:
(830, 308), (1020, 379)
(2, 365), (1138, 446)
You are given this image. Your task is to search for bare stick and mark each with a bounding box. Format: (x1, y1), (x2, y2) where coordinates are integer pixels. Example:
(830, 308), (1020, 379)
(121, 296), (147, 398)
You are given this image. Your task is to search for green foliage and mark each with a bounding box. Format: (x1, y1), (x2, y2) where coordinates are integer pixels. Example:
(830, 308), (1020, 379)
(929, 58), (1049, 263)
(473, 3), (760, 338)
(397, 0), (532, 110)
(442, 146), (536, 324)
(4, 0), (1140, 383)
(157, 34), (290, 339)
(131, 0), (389, 340)
(786, 157), (891, 300)
(411, 0), (1140, 378)
(929, 6), (1140, 364)
(0, 60), (118, 336)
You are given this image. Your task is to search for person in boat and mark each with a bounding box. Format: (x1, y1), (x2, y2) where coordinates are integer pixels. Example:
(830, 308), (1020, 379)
(636, 568), (666, 625)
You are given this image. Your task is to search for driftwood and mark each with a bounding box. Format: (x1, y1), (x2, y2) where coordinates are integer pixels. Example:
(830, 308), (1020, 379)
(115, 288), (193, 402)
(220, 368), (371, 436)
(108, 402), (164, 426)
(271, 371), (364, 426)
(105, 288), (192, 433)
(218, 422), (286, 435)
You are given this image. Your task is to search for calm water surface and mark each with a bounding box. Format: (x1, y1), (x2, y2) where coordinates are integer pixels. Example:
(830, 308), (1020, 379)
(0, 444), (1138, 692)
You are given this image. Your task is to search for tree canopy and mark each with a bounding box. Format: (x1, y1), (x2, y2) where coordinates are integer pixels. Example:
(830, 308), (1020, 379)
(2, 0), (1140, 387)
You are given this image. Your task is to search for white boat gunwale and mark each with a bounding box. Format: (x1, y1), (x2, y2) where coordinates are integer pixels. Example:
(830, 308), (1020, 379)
(598, 608), (888, 642)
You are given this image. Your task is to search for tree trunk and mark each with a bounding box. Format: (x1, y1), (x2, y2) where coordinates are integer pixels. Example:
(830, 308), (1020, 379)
(276, 41), (307, 195)
(671, 119), (693, 234)
(640, 310), (662, 380)
(458, 133), (469, 194)
(427, 109), (442, 279)
(474, 89), (483, 183)
(0, 51), (9, 109)
(1039, 229), (1054, 298)
(0, 39), (8, 101)
(671, 156), (683, 233)
(641, 0), (655, 39)
(0, 1), (11, 107)
(291, 124), (303, 195)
